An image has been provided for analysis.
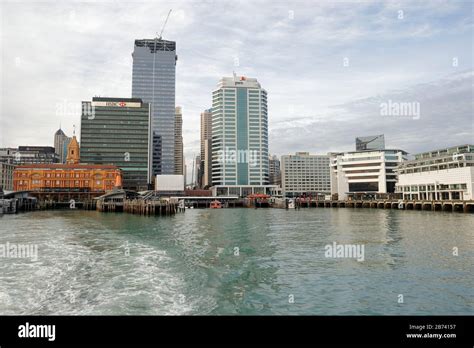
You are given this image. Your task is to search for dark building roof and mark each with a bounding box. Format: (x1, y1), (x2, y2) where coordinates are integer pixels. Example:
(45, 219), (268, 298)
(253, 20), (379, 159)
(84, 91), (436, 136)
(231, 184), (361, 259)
(92, 97), (143, 103)
(54, 129), (65, 136)
(134, 38), (176, 52)
(18, 146), (56, 153)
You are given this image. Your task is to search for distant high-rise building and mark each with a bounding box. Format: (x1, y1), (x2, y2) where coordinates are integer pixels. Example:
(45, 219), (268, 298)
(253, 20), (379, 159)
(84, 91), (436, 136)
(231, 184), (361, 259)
(54, 127), (70, 163)
(200, 109), (212, 188)
(194, 155), (201, 188)
(269, 155), (281, 186)
(355, 134), (385, 151)
(174, 106), (184, 175)
(211, 75), (269, 187)
(132, 38), (177, 176)
(61, 137), (72, 163)
(80, 97), (151, 191)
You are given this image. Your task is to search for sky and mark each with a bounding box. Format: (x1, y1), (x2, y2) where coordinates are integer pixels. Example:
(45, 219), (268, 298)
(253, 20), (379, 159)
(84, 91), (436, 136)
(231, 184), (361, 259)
(0, 0), (473, 181)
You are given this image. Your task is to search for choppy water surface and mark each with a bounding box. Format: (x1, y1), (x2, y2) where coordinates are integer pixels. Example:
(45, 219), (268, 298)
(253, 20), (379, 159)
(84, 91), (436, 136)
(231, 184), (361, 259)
(0, 208), (472, 315)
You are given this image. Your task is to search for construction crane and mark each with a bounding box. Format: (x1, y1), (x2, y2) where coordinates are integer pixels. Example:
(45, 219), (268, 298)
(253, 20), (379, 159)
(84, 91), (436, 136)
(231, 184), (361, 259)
(158, 9), (172, 40)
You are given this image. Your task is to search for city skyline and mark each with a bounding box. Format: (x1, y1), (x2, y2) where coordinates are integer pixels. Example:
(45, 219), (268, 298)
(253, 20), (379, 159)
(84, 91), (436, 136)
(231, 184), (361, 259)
(1, 0), (472, 184)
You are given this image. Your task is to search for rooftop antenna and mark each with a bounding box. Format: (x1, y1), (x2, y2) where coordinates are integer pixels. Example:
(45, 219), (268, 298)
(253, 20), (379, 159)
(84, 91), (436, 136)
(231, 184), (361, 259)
(73, 124), (76, 136)
(158, 9), (172, 40)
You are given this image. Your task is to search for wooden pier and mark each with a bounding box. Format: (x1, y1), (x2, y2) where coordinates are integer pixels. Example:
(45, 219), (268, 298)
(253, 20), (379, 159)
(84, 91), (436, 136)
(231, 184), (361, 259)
(281, 198), (474, 213)
(95, 189), (178, 216)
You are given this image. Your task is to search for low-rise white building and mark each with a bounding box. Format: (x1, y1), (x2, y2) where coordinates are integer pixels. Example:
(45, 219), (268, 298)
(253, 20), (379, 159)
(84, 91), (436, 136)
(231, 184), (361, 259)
(211, 184), (280, 198)
(330, 149), (408, 200)
(395, 144), (474, 200)
(155, 175), (185, 194)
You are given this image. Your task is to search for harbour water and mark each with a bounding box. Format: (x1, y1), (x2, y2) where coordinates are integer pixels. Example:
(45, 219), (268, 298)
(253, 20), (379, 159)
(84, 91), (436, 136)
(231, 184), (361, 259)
(0, 209), (472, 315)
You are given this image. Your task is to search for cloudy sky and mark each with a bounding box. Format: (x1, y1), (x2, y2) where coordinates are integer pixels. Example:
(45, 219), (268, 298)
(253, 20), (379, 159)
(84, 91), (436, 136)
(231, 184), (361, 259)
(0, 0), (472, 179)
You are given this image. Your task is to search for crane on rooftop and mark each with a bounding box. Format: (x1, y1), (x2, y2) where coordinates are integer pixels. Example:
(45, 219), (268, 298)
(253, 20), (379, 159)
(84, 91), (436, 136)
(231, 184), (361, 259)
(157, 9), (172, 40)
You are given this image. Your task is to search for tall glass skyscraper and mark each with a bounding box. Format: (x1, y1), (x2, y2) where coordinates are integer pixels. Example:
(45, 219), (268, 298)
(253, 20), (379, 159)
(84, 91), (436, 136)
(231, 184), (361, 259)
(211, 75), (269, 186)
(132, 38), (177, 175)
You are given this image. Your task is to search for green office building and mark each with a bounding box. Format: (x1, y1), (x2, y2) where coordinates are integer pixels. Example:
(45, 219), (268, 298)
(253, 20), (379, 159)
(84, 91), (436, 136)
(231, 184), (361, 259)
(80, 97), (151, 191)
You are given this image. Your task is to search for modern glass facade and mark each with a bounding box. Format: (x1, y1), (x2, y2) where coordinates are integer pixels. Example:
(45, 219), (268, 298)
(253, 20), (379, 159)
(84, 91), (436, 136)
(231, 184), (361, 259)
(80, 97), (151, 191)
(355, 134), (385, 151)
(211, 75), (269, 186)
(132, 39), (177, 175)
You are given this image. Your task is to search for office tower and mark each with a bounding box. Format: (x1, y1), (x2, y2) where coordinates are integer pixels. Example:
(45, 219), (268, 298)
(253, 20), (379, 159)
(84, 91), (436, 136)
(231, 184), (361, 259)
(174, 106), (184, 175)
(194, 155), (201, 188)
(211, 74), (269, 188)
(355, 134), (385, 151)
(269, 155), (281, 186)
(61, 137), (72, 163)
(281, 152), (330, 197)
(132, 38), (177, 176)
(200, 109), (212, 187)
(80, 97), (151, 191)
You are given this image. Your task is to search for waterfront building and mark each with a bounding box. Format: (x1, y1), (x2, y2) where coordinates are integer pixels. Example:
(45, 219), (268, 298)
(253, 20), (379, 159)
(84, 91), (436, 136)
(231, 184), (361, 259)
(211, 74), (269, 195)
(132, 38), (177, 176)
(355, 134), (385, 151)
(395, 144), (474, 200)
(211, 185), (280, 197)
(80, 97), (151, 191)
(281, 152), (330, 197)
(174, 106), (184, 175)
(14, 136), (121, 192)
(200, 109), (212, 188)
(269, 155), (281, 186)
(54, 127), (71, 163)
(330, 149), (408, 200)
(0, 162), (15, 191)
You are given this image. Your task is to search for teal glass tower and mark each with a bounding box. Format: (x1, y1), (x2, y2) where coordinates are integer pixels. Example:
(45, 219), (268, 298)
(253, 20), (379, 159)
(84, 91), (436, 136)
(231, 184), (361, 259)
(211, 75), (269, 186)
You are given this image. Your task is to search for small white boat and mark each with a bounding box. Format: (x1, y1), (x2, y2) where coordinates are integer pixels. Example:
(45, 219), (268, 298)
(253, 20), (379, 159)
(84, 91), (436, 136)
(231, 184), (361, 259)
(288, 199), (295, 209)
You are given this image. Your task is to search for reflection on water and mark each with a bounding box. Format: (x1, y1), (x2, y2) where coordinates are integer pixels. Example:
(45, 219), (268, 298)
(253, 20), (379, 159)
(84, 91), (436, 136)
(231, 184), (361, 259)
(0, 209), (472, 315)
